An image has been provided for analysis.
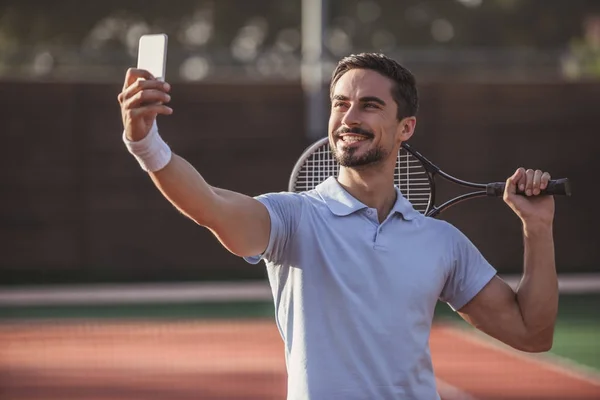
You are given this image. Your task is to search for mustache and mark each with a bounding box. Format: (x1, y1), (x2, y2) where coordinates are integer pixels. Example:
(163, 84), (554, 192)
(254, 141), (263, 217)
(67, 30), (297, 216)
(334, 127), (375, 139)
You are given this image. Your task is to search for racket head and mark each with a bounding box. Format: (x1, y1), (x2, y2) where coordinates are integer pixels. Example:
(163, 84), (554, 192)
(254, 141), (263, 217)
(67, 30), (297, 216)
(288, 137), (434, 215)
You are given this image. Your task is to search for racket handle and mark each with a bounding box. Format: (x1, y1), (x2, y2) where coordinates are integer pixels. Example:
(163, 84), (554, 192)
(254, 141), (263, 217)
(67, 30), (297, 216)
(486, 178), (571, 197)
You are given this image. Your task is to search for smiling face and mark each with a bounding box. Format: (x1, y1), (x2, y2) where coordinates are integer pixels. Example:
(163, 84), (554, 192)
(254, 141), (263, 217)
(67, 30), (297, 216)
(328, 68), (412, 168)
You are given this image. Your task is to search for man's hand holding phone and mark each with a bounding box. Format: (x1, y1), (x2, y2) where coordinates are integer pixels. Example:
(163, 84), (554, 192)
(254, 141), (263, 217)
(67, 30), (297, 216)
(118, 69), (172, 142)
(118, 33), (171, 142)
(119, 34), (173, 172)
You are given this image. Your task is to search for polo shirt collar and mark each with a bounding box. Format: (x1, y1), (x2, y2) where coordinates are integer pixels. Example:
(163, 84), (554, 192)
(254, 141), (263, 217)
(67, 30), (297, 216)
(315, 176), (420, 220)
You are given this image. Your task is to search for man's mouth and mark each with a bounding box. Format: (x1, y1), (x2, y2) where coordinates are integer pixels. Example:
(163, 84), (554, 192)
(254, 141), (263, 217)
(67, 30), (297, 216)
(338, 134), (370, 144)
(335, 127), (374, 146)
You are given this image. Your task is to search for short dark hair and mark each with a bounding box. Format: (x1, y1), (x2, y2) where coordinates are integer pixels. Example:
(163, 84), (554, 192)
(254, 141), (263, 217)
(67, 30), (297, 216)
(330, 53), (419, 119)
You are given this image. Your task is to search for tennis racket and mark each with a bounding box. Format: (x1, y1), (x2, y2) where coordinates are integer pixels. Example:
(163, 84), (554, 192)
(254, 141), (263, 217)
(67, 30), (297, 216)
(288, 137), (571, 217)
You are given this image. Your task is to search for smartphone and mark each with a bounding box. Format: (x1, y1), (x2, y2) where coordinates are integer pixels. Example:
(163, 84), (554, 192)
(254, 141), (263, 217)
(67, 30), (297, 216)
(137, 34), (168, 81)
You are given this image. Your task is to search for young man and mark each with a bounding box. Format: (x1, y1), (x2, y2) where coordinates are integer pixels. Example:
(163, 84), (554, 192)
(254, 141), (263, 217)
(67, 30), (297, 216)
(118, 53), (558, 399)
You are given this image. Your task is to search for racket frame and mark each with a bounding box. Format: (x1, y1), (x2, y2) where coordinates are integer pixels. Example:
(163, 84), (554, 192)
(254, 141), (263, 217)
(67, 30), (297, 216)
(289, 137), (570, 218)
(401, 142), (488, 217)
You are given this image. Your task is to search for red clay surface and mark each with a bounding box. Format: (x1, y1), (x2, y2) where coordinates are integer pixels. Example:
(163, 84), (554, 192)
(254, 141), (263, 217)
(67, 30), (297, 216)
(1, 319), (599, 399)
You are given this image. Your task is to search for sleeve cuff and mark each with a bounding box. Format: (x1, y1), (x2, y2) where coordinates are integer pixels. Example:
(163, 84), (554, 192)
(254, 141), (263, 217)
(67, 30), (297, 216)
(243, 197), (276, 265)
(448, 267), (497, 311)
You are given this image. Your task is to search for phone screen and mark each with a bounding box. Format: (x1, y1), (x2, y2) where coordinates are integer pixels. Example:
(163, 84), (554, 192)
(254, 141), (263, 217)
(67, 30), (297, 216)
(137, 34), (168, 81)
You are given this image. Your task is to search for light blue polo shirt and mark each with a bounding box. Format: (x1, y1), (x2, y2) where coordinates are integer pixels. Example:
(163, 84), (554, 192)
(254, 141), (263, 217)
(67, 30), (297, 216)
(245, 177), (496, 400)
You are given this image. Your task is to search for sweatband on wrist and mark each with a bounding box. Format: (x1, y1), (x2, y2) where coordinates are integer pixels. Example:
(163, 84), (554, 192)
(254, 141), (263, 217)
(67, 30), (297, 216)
(123, 121), (172, 172)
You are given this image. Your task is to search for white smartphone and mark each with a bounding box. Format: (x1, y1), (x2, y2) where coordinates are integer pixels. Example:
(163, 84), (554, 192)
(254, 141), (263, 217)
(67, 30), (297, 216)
(137, 33), (168, 81)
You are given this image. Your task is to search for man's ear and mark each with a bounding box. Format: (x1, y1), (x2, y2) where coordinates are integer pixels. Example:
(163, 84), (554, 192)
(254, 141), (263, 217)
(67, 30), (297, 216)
(397, 116), (416, 142)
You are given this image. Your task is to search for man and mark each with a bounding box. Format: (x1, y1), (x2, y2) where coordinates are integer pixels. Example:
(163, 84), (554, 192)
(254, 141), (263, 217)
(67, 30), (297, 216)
(118, 53), (558, 399)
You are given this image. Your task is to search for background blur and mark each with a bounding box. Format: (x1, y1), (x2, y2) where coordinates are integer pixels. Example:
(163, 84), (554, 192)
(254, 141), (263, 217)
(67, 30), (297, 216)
(1, 1), (599, 399)
(1, 0), (599, 284)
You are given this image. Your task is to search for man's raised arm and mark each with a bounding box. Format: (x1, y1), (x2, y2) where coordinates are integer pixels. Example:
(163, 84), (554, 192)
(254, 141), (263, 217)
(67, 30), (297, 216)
(117, 68), (270, 257)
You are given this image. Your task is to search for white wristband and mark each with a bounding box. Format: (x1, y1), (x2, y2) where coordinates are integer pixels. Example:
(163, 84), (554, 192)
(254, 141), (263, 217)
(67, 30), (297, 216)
(123, 121), (172, 172)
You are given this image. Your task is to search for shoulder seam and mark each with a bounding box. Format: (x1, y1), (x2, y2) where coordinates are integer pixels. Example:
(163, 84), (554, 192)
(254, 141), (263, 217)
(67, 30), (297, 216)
(290, 193), (306, 240)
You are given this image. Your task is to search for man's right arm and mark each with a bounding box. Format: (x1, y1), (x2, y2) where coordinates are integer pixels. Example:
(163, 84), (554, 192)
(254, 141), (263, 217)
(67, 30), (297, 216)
(149, 154), (270, 257)
(118, 68), (270, 258)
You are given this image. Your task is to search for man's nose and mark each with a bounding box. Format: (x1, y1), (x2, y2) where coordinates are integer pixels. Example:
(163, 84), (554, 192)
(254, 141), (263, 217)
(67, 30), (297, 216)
(341, 104), (361, 127)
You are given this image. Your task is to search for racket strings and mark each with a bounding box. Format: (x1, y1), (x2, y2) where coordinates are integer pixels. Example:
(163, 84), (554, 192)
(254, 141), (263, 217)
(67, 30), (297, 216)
(294, 145), (339, 192)
(396, 150), (431, 214)
(292, 143), (432, 214)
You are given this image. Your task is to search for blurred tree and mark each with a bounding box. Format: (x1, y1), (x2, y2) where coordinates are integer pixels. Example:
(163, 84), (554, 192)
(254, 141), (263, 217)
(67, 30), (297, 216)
(0, 0), (599, 81)
(561, 15), (600, 79)
(1, 0), (598, 48)
(327, 0), (600, 49)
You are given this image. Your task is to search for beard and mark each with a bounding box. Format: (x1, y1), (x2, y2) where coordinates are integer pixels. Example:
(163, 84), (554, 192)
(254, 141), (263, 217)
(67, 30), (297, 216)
(331, 127), (388, 168)
(332, 145), (386, 167)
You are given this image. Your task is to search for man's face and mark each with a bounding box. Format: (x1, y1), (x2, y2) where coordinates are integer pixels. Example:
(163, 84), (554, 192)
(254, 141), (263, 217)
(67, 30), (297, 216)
(328, 68), (402, 168)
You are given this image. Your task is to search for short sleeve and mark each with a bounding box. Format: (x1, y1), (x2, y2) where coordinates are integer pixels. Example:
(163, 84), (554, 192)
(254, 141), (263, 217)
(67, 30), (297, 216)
(243, 192), (304, 265)
(439, 224), (497, 311)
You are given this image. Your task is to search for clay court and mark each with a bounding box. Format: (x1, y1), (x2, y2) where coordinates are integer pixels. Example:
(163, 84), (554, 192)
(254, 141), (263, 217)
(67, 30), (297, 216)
(1, 284), (599, 400)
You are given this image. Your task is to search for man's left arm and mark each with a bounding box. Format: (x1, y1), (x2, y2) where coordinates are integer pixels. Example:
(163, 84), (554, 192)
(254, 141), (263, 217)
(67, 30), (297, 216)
(458, 167), (558, 353)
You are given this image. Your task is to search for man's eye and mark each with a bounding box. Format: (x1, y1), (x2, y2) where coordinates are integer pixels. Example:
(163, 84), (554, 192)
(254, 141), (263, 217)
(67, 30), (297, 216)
(334, 102), (347, 108)
(365, 103), (379, 109)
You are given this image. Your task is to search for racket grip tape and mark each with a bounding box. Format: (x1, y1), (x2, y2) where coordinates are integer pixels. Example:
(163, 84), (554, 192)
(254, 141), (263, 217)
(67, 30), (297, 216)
(486, 178), (571, 197)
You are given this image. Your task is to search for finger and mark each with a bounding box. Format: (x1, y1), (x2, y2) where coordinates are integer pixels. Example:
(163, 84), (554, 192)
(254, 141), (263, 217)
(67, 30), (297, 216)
(122, 89), (171, 110)
(532, 169), (543, 195)
(505, 168), (524, 196)
(125, 104), (173, 122)
(540, 171), (551, 190)
(511, 167), (526, 194)
(524, 168), (534, 196)
(119, 79), (169, 104)
(123, 68), (155, 91)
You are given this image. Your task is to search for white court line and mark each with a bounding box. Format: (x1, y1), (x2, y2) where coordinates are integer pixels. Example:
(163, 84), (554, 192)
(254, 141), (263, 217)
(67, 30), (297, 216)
(436, 379), (478, 400)
(0, 273), (598, 306)
(501, 273), (600, 294)
(440, 324), (600, 387)
(0, 282), (272, 306)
